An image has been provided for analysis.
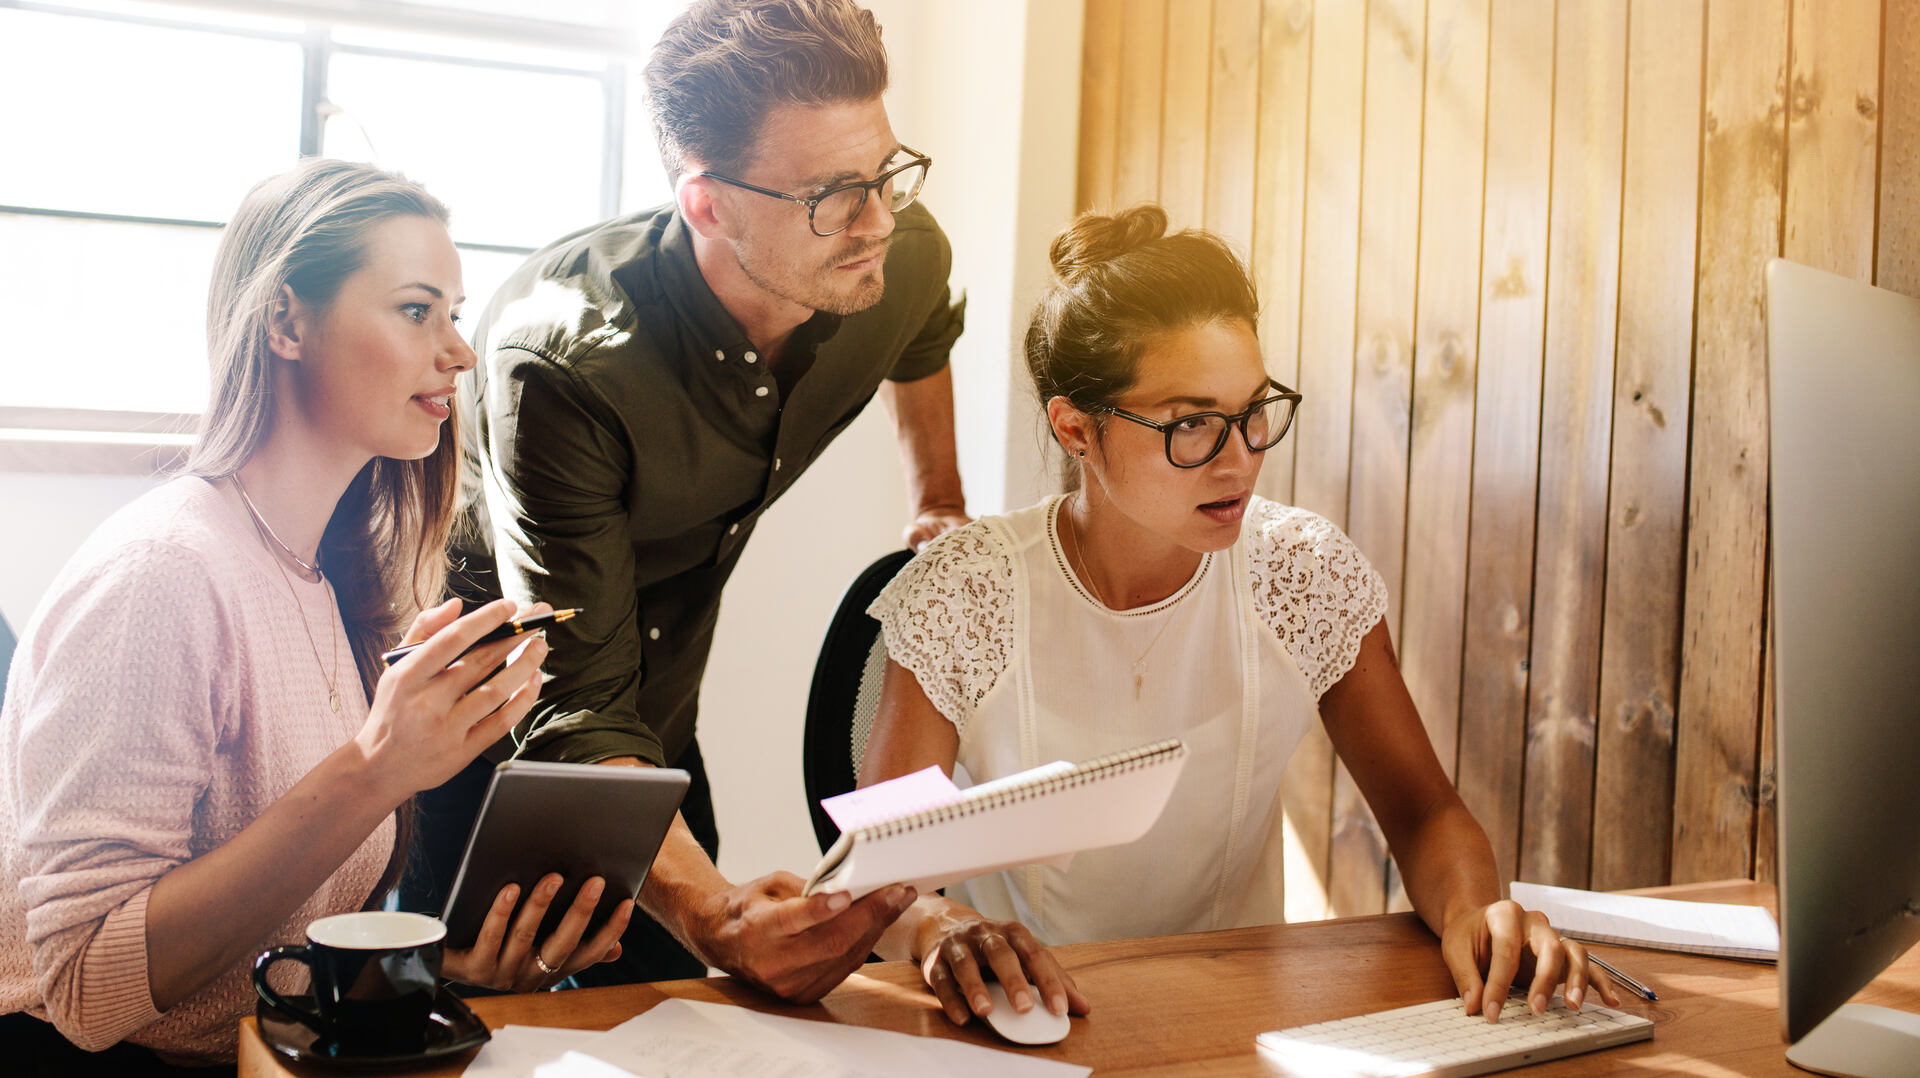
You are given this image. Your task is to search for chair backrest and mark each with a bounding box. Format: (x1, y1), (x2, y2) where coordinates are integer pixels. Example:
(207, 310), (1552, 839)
(0, 608), (16, 711)
(802, 549), (914, 854)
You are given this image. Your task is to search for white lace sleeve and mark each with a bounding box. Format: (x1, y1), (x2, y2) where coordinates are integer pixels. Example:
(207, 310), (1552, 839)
(865, 523), (1016, 735)
(1245, 497), (1390, 699)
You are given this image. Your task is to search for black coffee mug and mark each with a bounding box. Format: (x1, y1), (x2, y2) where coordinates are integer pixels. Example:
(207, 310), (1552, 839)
(253, 911), (446, 1055)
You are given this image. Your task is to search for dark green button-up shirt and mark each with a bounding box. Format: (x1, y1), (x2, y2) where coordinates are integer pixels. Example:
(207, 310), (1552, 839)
(466, 202), (963, 767)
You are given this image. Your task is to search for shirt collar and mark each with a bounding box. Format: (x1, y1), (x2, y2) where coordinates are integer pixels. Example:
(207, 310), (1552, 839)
(652, 210), (846, 363)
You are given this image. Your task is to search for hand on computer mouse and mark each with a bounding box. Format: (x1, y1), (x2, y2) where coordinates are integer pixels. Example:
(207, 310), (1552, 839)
(908, 898), (1091, 1028)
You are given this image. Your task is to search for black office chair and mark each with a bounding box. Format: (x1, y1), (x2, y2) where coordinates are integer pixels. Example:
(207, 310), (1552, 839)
(802, 548), (915, 854)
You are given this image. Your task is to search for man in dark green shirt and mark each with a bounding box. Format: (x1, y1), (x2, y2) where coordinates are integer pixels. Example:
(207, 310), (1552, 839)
(459, 0), (967, 1001)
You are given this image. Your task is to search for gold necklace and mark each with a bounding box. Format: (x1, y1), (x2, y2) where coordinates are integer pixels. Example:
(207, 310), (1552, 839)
(232, 472), (322, 581)
(234, 478), (342, 713)
(1060, 500), (1186, 700)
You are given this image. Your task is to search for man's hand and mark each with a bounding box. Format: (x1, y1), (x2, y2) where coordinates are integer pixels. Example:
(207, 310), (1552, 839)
(689, 874), (917, 1003)
(903, 506), (969, 552)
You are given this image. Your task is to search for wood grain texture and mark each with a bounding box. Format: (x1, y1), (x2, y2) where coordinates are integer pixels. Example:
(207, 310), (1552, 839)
(1280, 0), (1366, 921)
(1519, 0), (1626, 890)
(1249, 0), (1313, 510)
(1331, 0), (1427, 919)
(1456, 0), (1554, 890)
(1114, 0), (1169, 206)
(1076, 0), (1125, 213)
(1204, 0), (1262, 251)
(239, 883), (1920, 1078)
(1879, 0), (1920, 296)
(1672, 0), (1788, 884)
(1591, 0), (1702, 893)
(1785, 0), (1881, 280)
(1401, 0), (1489, 788)
(1159, 0), (1213, 228)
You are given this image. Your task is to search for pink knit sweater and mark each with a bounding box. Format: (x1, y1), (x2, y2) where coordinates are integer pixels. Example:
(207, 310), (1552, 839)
(0, 477), (395, 1063)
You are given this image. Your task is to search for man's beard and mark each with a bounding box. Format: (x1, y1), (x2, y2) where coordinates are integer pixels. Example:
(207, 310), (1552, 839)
(737, 237), (891, 316)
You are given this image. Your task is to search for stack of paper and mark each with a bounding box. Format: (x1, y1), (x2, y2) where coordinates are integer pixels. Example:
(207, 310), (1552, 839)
(1510, 881), (1780, 962)
(462, 998), (1090, 1078)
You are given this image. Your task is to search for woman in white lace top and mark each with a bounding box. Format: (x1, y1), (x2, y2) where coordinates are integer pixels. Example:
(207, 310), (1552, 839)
(860, 206), (1620, 1033)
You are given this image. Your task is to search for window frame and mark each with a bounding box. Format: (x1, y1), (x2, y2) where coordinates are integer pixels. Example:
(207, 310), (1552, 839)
(0, 0), (640, 473)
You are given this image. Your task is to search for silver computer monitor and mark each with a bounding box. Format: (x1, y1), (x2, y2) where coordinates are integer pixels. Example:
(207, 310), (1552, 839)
(1766, 257), (1920, 1077)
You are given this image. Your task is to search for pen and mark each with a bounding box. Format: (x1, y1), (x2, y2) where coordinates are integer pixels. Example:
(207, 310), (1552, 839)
(380, 608), (582, 666)
(1587, 951), (1657, 1001)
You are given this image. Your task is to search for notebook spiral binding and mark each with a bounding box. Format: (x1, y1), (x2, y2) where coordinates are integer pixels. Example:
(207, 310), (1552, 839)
(862, 738), (1186, 841)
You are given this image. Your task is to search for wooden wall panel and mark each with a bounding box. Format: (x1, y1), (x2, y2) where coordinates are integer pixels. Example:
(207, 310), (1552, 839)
(1331, 0), (1426, 918)
(1402, 0), (1488, 791)
(1786, 0), (1881, 279)
(1672, 0), (1788, 885)
(1077, 0), (1124, 213)
(1205, 0), (1263, 250)
(1880, 0), (1920, 296)
(1160, 0), (1214, 227)
(1275, 0), (1366, 923)
(1250, 0), (1313, 510)
(1518, 0), (1626, 890)
(1455, 0), (1554, 891)
(1074, 0), (1905, 912)
(1591, 0), (1702, 893)
(1113, 0), (1168, 206)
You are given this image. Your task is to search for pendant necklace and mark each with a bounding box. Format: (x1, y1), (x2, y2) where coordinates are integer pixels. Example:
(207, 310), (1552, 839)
(1061, 502), (1189, 700)
(233, 475), (342, 713)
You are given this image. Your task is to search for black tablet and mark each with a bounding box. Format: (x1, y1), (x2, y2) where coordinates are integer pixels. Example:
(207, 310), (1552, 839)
(440, 760), (689, 950)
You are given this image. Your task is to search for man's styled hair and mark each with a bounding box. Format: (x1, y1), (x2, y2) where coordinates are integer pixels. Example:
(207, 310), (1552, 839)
(644, 0), (889, 181)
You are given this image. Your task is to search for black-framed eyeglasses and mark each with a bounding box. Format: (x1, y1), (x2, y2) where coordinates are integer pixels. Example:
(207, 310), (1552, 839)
(696, 147), (932, 237)
(1101, 379), (1303, 468)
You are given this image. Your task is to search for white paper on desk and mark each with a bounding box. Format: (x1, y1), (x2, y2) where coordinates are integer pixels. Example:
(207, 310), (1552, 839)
(1511, 881), (1780, 960)
(462, 1025), (630, 1078)
(592, 998), (1091, 1078)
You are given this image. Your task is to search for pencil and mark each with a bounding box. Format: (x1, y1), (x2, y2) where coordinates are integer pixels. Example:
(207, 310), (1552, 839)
(1587, 950), (1657, 1001)
(380, 608), (581, 666)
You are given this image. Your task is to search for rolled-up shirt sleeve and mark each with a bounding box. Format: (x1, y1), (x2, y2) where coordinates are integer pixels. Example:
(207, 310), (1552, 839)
(481, 345), (665, 766)
(13, 542), (225, 1050)
(884, 231), (964, 383)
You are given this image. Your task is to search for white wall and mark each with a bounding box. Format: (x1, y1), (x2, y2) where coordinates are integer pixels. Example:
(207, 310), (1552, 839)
(0, 0), (1086, 894)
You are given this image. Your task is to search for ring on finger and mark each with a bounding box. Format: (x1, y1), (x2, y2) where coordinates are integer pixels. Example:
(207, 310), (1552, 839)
(533, 953), (559, 976)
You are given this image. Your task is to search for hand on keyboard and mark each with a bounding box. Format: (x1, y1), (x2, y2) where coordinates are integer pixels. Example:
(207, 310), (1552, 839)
(1439, 899), (1622, 1021)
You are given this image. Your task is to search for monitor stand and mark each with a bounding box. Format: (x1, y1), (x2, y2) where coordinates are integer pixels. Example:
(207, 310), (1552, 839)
(1786, 1004), (1920, 1078)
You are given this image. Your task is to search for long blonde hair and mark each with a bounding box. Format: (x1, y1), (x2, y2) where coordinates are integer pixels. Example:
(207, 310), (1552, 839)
(189, 158), (460, 698)
(190, 160), (462, 900)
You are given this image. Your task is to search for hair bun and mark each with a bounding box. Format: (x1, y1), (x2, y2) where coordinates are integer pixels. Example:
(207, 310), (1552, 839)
(1048, 204), (1169, 281)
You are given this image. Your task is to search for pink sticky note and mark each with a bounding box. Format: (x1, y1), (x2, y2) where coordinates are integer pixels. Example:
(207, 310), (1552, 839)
(821, 765), (964, 831)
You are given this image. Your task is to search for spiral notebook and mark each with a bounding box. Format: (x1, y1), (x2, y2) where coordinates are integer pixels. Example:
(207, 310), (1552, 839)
(1510, 880), (1780, 962)
(802, 739), (1189, 900)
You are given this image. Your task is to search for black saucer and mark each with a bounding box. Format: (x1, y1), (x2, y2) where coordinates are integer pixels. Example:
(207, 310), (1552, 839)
(255, 987), (491, 1070)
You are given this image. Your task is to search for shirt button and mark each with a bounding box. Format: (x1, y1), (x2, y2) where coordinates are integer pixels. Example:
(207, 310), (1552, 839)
(648, 627), (661, 641)
(743, 350), (759, 364)
(713, 349), (724, 361)
(754, 385), (770, 397)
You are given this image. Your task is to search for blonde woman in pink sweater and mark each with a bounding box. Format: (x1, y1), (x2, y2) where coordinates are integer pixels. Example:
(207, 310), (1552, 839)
(0, 160), (630, 1074)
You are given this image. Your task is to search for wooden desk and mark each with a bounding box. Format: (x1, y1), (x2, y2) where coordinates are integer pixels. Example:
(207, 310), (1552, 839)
(239, 881), (1920, 1076)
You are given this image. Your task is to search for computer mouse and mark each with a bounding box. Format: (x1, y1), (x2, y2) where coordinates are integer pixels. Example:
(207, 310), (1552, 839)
(979, 980), (1071, 1045)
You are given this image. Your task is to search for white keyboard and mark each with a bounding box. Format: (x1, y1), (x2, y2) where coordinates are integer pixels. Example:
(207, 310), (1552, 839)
(1256, 994), (1653, 1078)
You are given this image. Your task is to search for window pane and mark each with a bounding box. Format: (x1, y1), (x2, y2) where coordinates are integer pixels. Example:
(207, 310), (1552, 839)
(454, 246), (534, 344)
(324, 52), (607, 248)
(0, 9), (306, 221)
(0, 213), (217, 413)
